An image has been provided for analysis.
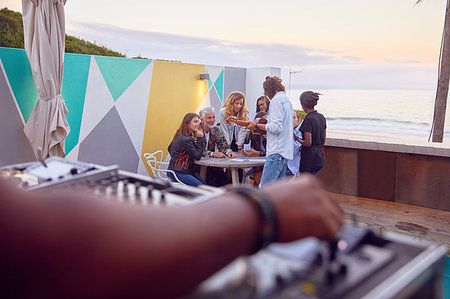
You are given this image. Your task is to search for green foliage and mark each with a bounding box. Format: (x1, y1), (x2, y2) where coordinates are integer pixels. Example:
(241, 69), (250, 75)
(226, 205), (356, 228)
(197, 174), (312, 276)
(65, 35), (125, 57)
(0, 8), (24, 49)
(297, 109), (307, 120)
(0, 7), (127, 58)
(131, 55), (151, 60)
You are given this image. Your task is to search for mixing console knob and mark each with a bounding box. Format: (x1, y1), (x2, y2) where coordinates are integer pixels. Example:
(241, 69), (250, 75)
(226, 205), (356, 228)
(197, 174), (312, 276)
(275, 274), (285, 287)
(147, 186), (154, 201)
(70, 168), (81, 175)
(338, 262), (347, 275)
(160, 191), (166, 205)
(135, 183), (142, 198)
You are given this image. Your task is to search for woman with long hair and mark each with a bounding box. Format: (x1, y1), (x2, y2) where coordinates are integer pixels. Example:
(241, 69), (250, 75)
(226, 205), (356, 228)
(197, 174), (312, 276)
(255, 95), (270, 113)
(218, 91), (250, 152)
(287, 109), (303, 176)
(167, 113), (206, 186)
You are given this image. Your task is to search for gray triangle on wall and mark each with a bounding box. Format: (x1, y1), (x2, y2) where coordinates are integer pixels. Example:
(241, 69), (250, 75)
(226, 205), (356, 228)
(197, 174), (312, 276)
(78, 106), (139, 172)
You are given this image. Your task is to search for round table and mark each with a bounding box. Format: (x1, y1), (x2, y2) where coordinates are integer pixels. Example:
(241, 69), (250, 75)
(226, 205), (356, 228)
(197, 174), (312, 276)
(195, 154), (266, 185)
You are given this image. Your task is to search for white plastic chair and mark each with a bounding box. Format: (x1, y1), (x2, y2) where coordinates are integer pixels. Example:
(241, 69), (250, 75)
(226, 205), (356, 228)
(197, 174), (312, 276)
(291, 169), (301, 181)
(144, 150), (185, 185)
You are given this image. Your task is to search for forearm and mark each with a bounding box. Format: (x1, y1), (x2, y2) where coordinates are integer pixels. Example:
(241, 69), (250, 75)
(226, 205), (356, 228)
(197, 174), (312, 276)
(2, 187), (259, 297)
(256, 123), (266, 132)
(186, 139), (205, 160)
(155, 196), (258, 295)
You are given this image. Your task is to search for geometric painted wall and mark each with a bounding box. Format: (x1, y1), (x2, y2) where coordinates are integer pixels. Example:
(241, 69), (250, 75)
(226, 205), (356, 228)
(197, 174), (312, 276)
(245, 67), (282, 118)
(0, 47), (279, 175)
(0, 57), (35, 165)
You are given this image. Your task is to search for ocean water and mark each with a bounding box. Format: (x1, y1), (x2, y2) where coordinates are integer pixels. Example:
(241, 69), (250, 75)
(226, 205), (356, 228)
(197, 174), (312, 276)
(288, 89), (450, 142)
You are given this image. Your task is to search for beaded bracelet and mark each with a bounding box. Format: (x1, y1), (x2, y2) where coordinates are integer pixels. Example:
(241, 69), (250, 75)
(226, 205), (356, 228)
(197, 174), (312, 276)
(227, 185), (279, 254)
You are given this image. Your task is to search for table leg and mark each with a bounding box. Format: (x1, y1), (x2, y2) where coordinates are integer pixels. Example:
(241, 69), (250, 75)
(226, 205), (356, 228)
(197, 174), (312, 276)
(231, 168), (239, 185)
(200, 165), (207, 180)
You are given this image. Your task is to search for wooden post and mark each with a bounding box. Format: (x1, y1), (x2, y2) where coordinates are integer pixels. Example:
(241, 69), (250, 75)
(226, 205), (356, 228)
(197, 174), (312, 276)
(431, 0), (450, 142)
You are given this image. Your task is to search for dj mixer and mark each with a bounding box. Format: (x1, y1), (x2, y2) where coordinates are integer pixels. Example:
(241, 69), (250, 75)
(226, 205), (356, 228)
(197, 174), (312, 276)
(1, 158), (447, 298)
(191, 226), (447, 299)
(0, 157), (222, 206)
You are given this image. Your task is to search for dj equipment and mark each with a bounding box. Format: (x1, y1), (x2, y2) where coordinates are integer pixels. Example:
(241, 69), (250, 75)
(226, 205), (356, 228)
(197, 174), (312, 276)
(192, 226), (447, 299)
(1, 158), (447, 298)
(0, 157), (222, 205)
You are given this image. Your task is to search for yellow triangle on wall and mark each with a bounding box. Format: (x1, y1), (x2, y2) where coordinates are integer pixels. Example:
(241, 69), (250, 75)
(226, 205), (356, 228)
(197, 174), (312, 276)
(141, 61), (208, 173)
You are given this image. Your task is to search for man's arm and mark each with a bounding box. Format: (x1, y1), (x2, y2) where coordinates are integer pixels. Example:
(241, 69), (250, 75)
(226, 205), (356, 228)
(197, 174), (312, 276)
(213, 126), (233, 156)
(0, 175), (342, 298)
(265, 99), (284, 135)
(0, 179), (259, 297)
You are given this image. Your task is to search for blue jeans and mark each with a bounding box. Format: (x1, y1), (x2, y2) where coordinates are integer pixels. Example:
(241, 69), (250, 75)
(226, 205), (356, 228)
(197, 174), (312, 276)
(260, 153), (288, 186)
(168, 171), (205, 187)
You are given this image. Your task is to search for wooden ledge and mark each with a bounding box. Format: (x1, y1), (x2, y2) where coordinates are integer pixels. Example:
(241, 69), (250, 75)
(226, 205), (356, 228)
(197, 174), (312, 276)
(325, 138), (450, 157)
(330, 192), (450, 255)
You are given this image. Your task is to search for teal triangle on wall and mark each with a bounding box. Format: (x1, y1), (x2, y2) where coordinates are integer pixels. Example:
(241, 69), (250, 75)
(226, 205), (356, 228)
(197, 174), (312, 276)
(207, 71), (213, 90)
(95, 56), (151, 101)
(0, 48), (38, 122)
(214, 69), (224, 103)
(62, 53), (91, 155)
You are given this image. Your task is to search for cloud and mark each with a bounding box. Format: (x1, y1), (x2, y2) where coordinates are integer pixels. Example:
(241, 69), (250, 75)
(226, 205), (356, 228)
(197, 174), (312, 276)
(66, 21), (340, 67)
(2, 1), (21, 11)
(66, 21), (437, 90)
(291, 62), (437, 90)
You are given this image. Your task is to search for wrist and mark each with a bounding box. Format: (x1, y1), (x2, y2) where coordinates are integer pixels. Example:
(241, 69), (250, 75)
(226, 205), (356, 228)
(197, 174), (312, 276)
(226, 185), (279, 254)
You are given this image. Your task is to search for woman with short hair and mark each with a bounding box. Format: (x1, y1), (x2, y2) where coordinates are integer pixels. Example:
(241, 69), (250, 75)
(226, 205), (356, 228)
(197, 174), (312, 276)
(298, 91), (326, 175)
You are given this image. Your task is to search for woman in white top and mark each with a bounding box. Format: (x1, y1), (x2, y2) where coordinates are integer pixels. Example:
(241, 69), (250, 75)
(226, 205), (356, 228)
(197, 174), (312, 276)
(218, 91), (250, 151)
(287, 110), (303, 176)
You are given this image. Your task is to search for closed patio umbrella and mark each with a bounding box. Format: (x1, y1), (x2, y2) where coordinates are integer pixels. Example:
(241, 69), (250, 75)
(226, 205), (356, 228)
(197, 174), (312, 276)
(22, 0), (70, 158)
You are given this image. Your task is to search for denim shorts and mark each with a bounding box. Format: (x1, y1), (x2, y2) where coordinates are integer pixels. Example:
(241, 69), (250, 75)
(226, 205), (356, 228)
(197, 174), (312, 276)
(260, 153), (287, 186)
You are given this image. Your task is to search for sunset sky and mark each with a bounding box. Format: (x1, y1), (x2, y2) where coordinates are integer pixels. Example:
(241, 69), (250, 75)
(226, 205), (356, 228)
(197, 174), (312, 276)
(3, 0), (447, 90)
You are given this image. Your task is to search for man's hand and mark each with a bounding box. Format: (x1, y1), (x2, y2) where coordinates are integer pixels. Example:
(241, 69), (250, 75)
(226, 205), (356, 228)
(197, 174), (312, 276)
(261, 175), (343, 242)
(246, 121), (257, 131)
(227, 151), (237, 158)
(212, 151), (226, 158)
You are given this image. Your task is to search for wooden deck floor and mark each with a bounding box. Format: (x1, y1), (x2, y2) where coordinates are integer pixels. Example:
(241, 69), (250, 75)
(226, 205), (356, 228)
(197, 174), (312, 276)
(330, 192), (450, 255)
